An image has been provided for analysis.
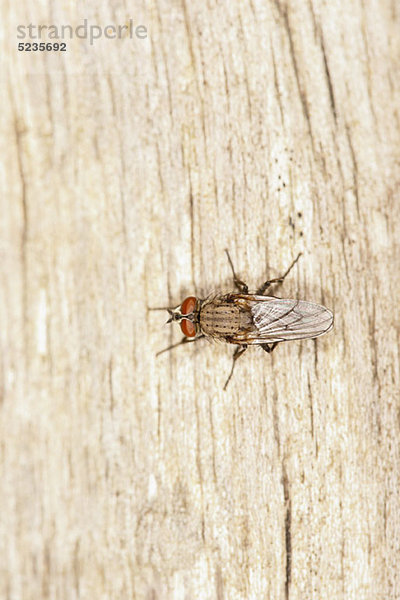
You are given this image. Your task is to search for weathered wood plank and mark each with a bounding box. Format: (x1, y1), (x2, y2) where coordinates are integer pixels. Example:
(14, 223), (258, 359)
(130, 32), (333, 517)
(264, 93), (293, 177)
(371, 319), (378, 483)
(1, 1), (400, 598)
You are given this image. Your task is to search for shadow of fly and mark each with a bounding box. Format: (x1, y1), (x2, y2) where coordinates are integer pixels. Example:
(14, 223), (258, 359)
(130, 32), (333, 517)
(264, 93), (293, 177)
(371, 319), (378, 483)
(150, 251), (334, 390)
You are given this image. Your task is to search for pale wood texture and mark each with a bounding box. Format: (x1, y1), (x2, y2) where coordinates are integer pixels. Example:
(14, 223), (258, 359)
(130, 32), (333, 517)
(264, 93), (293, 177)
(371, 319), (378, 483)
(1, 1), (400, 598)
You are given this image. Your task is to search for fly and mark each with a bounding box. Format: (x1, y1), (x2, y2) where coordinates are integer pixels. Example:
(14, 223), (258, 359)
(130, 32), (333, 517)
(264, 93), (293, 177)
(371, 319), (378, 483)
(151, 251), (334, 390)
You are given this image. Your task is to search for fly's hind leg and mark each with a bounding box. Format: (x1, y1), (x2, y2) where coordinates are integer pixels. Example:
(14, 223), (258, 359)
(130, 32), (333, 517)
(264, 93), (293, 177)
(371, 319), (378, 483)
(225, 249), (249, 293)
(256, 252), (302, 295)
(223, 345), (248, 390)
(261, 342), (279, 354)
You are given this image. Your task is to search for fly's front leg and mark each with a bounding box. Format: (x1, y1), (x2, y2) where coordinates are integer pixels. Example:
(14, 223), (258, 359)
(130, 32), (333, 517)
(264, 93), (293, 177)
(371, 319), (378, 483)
(156, 334), (205, 357)
(261, 342), (279, 354)
(225, 249), (249, 293)
(223, 345), (248, 390)
(256, 252), (302, 295)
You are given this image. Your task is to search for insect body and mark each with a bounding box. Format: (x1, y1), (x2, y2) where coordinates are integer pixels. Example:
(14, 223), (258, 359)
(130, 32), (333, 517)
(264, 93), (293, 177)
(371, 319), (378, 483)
(153, 251), (334, 389)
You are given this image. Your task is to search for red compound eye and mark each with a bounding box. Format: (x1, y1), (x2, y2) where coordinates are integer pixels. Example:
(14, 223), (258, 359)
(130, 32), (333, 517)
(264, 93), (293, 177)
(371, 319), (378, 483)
(180, 319), (196, 337)
(181, 296), (196, 315)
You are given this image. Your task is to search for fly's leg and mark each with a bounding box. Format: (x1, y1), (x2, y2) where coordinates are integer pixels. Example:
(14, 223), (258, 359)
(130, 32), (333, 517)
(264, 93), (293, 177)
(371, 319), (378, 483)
(223, 345), (248, 390)
(261, 342), (279, 354)
(256, 252), (302, 295)
(156, 334), (205, 357)
(225, 249), (249, 294)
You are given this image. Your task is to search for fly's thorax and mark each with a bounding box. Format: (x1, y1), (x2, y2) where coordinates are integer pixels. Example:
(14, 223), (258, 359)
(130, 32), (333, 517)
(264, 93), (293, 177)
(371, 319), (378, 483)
(198, 295), (253, 338)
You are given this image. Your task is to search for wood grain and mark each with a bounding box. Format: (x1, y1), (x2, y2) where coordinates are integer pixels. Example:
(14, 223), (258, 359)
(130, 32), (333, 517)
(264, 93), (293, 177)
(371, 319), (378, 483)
(1, 0), (400, 598)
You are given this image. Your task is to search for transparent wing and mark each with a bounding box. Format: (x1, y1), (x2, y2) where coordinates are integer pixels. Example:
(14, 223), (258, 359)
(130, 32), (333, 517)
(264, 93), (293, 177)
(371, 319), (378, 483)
(236, 296), (334, 344)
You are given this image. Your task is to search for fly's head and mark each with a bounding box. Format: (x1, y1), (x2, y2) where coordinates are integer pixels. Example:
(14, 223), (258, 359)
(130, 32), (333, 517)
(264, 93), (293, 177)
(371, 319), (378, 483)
(166, 296), (200, 338)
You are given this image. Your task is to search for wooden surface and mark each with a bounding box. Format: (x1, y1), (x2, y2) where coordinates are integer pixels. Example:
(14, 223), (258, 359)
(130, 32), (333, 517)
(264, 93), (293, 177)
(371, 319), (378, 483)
(1, 1), (400, 598)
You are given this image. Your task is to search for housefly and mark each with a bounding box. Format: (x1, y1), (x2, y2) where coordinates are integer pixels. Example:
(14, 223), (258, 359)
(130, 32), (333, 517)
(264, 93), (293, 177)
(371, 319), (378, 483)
(151, 251), (334, 389)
